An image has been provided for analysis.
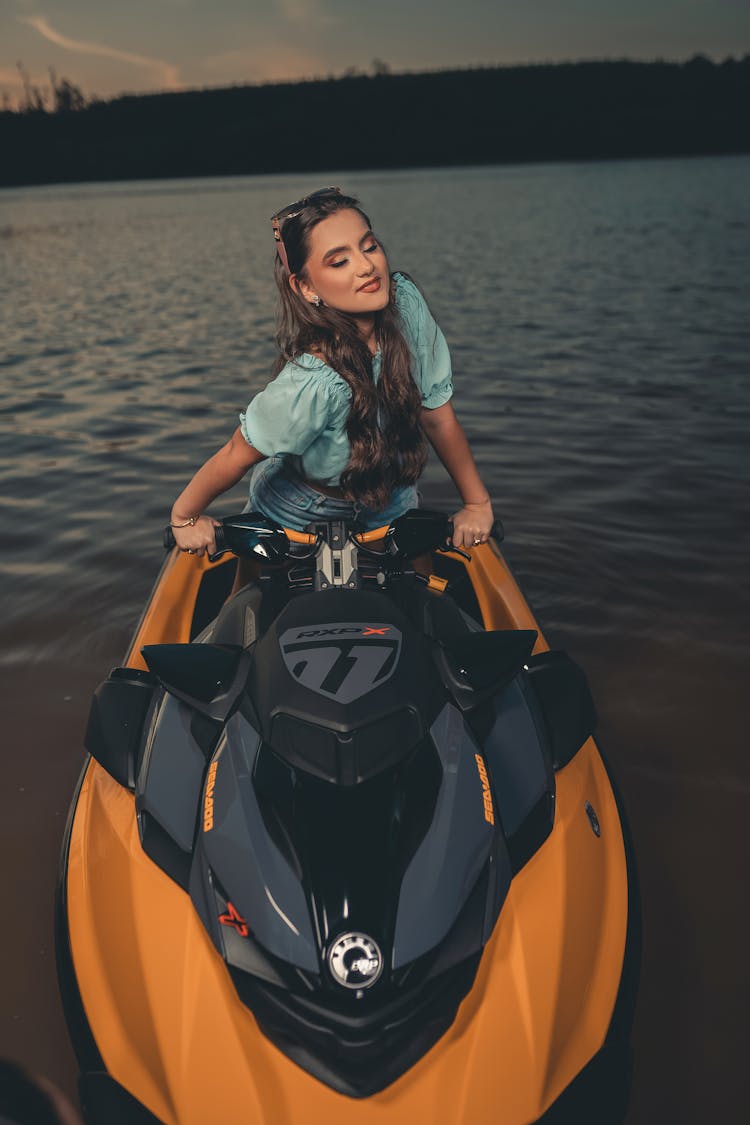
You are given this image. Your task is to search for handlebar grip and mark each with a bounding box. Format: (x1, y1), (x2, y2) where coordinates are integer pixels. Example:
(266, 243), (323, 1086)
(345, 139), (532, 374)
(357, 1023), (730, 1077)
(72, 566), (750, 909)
(285, 528), (318, 545)
(354, 524), (391, 544)
(163, 523), (226, 557)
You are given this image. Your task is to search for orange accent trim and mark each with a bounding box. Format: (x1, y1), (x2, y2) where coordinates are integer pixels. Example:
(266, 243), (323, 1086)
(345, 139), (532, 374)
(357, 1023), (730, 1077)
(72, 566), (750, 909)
(284, 529), (317, 545)
(362, 627), (390, 636)
(123, 548), (233, 671)
(203, 760), (218, 833)
(443, 539), (550, 648)
(354, 524), (390, 543)
(427, 574), (449, 594)
(474, 753), (495, 825)
(218, 902), (249, 938)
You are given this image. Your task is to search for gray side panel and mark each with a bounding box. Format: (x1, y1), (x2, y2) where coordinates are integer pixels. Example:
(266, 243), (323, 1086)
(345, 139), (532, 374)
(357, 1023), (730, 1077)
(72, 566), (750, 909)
(188, 851), (289, 988)
(201, 715), (319, 972)
(484, 680), (549, 837)
(392, 703), (494, 969)
(136, 695), (205, 852)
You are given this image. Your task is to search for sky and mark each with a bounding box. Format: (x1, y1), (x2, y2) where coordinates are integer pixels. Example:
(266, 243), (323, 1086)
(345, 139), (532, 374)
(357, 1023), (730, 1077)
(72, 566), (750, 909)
(2, 0), (749, 106)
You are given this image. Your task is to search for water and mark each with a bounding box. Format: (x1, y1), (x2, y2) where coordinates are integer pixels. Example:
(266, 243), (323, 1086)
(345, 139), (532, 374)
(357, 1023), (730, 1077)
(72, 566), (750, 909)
(1, 157), (748, 1123)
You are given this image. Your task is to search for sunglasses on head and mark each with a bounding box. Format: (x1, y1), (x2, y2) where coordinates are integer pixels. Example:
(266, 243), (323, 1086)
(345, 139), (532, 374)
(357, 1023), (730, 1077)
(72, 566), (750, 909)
(270, 187), (342, 272)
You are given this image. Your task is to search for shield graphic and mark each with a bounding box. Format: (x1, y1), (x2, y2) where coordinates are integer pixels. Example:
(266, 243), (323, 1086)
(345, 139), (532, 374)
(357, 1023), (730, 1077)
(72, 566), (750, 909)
(278, 622), (403, 704)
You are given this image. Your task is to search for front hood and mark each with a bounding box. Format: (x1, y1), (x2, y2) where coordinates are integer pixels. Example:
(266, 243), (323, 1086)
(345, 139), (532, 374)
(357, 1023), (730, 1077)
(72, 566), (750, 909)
(65, 736), (628, 1122)
(182, 697), (509, 1095)
(100, 583), (612, 1098)
(189, 701), (507, 976)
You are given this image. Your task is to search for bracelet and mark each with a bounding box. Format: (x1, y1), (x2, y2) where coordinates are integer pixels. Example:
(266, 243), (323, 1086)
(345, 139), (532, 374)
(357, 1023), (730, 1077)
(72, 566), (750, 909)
(170, 516), (199, 528)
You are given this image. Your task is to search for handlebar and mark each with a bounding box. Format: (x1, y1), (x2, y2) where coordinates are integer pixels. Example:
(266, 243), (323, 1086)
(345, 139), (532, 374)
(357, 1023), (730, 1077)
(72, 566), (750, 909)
(353, 525), (391, 544)
(164, 510), (503, 565)
(285, 529), (319, 546)
(164, 515), (313, 564)
(164, 523), (318, 553)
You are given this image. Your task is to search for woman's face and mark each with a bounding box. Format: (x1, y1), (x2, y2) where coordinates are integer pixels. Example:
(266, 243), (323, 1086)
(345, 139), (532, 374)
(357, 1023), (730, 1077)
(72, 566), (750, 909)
(293, 208), (390, 315)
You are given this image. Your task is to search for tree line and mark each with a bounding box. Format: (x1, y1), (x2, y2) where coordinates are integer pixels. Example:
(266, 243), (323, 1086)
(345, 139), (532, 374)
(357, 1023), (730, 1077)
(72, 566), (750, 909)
(1, 56), (748, 188)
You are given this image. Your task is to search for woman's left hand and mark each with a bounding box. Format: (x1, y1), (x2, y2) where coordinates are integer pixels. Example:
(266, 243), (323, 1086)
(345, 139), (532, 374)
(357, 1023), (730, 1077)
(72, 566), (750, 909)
(450, 497), (494, 549)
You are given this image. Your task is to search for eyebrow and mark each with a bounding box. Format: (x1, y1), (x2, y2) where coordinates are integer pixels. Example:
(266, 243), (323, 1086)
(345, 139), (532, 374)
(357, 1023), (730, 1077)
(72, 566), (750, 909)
(322, 230), (376, 260)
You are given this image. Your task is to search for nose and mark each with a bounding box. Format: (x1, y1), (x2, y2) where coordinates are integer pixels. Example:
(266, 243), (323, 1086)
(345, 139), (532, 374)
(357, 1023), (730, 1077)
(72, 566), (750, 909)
(357, 252), (375, 275)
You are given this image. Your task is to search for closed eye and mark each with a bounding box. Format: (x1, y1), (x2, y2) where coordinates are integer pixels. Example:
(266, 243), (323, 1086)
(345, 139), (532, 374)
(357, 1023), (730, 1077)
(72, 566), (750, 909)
(328, 241), (380, 268)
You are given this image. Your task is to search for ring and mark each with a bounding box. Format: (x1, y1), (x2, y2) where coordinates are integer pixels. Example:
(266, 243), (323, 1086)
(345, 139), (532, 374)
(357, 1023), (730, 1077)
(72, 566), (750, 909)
(188, 548), (196, 554)
(473, 538), (481, 545)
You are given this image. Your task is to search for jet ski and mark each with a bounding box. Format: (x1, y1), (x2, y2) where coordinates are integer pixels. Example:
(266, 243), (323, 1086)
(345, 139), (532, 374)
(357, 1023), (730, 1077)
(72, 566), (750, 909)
(57, 510), (638, 1124)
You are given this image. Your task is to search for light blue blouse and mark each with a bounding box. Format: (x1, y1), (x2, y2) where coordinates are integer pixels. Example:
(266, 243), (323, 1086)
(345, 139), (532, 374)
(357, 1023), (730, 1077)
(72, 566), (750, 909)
(239, 273), (453, 486)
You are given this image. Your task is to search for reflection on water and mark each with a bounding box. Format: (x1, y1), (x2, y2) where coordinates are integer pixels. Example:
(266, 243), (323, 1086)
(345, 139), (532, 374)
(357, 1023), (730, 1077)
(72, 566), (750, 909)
(1, 157), (748, 1122)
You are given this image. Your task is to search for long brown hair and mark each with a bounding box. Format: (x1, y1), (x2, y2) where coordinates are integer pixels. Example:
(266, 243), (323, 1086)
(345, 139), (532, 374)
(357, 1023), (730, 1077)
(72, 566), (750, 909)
(272, 192), (427, 510)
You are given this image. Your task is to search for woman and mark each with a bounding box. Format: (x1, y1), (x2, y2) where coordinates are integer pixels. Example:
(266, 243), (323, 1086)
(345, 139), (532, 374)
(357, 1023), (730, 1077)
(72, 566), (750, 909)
(170, 188), (493, 560)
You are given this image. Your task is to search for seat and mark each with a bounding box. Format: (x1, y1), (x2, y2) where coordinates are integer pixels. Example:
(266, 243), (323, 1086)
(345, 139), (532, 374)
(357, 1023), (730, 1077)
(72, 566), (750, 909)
(211, 584), (263, 648)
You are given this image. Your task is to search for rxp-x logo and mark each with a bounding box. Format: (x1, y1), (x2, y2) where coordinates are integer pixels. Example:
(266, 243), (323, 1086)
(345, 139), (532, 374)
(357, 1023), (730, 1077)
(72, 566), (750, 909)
(279, 622), (402, 703)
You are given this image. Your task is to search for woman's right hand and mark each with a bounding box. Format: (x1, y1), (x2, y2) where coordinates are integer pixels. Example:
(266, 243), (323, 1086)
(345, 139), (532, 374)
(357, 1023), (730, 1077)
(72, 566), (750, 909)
(171, 515), (221, 557)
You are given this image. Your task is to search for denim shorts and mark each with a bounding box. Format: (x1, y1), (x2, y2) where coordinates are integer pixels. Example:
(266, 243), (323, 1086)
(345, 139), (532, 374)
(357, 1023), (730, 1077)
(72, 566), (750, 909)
(244, 456), (419, 531)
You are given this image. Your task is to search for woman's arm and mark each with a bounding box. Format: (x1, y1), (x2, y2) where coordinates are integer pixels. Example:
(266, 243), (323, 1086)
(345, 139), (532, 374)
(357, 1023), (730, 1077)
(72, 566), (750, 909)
(420, 402), (494, 549)
(170, 427), (265, 556)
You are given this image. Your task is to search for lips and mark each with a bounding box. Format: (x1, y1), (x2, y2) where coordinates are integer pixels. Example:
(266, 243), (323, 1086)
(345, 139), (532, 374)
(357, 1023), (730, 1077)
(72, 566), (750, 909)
(357, 276), (381, 293)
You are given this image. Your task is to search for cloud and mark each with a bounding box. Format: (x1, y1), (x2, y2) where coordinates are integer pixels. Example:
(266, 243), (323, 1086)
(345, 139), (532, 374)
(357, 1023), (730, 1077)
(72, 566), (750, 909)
(18, 15), (181, 90)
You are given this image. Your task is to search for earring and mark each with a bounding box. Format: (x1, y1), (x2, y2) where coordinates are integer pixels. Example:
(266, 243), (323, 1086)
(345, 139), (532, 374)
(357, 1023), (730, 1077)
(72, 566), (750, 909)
(311, 295), (322, 307)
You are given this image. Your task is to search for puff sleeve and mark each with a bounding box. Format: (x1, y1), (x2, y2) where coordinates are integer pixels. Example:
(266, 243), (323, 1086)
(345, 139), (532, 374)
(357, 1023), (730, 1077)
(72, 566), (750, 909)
(239, 357), (350, 456)
(394, 274), (454, 410)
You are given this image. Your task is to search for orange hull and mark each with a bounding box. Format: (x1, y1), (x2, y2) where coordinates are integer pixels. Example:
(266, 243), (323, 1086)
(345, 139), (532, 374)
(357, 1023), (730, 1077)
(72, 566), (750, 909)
(63, 541), (630, 1124)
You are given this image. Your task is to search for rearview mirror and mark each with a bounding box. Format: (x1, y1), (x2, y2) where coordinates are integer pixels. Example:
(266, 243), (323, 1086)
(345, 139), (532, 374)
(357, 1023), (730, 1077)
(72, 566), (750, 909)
(525, 651), (596, 770)
(220, 513), (290, 562)
(84, 667), (157, 789)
